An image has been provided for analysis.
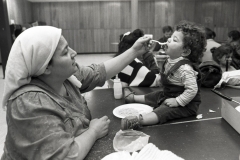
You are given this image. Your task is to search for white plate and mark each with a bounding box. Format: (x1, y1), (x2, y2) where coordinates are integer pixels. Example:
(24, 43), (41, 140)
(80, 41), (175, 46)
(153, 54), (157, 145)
(113, 103), (153, 119)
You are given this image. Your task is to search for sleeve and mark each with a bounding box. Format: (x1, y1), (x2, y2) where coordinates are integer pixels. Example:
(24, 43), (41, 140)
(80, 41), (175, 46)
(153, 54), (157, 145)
(175, 65), (198, 106)
(141, 52), (159, 74)
(7, 92), (80, 160)
(74, 63), (107, 93)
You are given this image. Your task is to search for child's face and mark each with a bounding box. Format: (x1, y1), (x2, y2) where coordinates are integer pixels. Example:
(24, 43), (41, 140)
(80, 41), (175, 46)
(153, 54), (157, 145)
(219, 54), (232, 66)
(165, 31), (184, 59)
(227, 36), (232, 43)
(164, 31), (173, 39)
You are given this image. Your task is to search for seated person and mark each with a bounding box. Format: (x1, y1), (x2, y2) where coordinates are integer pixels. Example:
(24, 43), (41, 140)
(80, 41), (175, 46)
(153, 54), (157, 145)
(1, 26), (151, 160)
(212, 44), (236, 72)
(121, 20), (206, 130)
(227, 30), (240, 49)
(231, 45), (240, 69)
(153, 25), (173, 53)
(201, 27), (221, 62)
(111, 29), (161, 87)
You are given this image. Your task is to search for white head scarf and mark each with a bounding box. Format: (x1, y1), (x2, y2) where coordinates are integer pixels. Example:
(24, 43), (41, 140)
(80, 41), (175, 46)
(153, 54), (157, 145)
(2, 26), (62, 109)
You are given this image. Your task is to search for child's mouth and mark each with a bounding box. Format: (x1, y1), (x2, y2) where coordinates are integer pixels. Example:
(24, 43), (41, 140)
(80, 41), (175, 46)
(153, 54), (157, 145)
(163, 44), (168, 51)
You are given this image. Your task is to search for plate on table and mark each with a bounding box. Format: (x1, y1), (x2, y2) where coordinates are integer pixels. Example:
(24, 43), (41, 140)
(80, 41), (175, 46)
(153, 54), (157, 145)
(113, 103), (153, 119)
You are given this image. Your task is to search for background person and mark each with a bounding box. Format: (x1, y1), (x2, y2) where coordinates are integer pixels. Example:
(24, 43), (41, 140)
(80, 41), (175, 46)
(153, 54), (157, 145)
(211, 44), (236, 72)
(153, 25), (173, 53)
(111, 29), (161, 87)
(227, 30), (240, 48)
(201, 27), (221, 62)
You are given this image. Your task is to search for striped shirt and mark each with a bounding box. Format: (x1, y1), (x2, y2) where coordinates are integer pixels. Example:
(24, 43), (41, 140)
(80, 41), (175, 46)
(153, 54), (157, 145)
(164, 57), (198, 106)
(117, 58), (160, 87)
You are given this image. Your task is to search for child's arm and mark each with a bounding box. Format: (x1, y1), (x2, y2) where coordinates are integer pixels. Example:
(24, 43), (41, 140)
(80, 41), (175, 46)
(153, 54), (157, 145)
(175, 65), (198, 106)
(164, 65), (198, 107)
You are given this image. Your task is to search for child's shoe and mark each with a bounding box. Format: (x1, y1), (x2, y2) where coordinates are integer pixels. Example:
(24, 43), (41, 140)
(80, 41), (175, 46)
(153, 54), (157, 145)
(121, 116), (142, 130)
(124, 88), (135, 103)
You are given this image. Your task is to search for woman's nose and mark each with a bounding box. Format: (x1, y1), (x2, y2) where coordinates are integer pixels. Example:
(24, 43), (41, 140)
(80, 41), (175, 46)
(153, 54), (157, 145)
(69, 48), (77, 57)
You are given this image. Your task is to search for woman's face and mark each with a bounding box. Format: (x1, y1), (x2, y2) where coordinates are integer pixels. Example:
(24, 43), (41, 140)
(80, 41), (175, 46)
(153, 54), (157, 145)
(49, 36), (78, 78)
(165, 31), (185, 59)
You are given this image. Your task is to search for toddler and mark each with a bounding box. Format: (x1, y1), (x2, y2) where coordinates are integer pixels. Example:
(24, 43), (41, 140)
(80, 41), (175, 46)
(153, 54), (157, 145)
(211, 44), (236, 72)
(121, 21), (206, 130)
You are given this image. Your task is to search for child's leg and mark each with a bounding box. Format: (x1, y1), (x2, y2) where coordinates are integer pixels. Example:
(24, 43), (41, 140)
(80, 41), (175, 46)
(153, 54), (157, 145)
(153, 103), (195, 124)
(134, 95), (145, 103)
(121, 112), (159, 130)
(140, 112), (159, 125)
(124, 88), (146, 103)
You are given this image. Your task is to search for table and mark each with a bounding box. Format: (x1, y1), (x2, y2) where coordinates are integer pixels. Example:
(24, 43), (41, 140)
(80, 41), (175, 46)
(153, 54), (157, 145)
(84, 87), (240, 160)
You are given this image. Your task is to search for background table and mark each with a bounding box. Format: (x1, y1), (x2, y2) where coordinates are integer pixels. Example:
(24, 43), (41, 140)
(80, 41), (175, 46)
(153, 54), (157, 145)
(84, 87), (240, 160)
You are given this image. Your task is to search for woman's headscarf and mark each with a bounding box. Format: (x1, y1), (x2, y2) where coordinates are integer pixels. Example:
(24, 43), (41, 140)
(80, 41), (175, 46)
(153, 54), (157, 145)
(2, 26), (62, 109)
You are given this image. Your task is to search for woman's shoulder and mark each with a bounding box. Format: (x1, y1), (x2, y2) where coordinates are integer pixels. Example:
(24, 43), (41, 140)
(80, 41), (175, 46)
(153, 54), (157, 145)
(9, 84), (48, 101)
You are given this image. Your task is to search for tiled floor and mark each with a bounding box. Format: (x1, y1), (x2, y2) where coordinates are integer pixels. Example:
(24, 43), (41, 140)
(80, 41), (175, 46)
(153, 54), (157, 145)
(0, 53), (115, 156)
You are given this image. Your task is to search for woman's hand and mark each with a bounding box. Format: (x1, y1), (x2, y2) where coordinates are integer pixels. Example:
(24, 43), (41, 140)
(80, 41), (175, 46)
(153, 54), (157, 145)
(89, 116), (110, 139)
(163, 98), (179, 107)
(131, 36), (153, 56)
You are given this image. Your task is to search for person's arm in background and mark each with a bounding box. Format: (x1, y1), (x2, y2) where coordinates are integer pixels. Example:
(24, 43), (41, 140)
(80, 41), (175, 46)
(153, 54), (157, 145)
(104, 36), (152, 80)
(141, 51), (159, 74)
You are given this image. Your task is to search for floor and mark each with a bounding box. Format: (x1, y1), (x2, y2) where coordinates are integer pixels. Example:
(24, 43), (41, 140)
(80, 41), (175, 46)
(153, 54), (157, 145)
(0, 53), (115, 156)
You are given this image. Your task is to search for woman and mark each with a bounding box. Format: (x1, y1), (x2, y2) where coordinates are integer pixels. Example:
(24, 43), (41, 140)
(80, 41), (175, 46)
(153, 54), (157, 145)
(1, 26), (151, 160)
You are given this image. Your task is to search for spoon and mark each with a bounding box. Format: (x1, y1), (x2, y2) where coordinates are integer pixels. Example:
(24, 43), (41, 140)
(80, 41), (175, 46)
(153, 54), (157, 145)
(151, 40), (167, 45)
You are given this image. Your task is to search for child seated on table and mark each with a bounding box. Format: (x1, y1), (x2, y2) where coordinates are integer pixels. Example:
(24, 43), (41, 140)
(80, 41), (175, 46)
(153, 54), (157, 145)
(121, 21), (206, 130)
(211, 44), (236, 72)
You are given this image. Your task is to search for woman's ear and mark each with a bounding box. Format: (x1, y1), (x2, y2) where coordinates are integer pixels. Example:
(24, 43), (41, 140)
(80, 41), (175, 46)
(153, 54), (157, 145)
(182, 48), (191, 57)
(43, 66), (51, 75)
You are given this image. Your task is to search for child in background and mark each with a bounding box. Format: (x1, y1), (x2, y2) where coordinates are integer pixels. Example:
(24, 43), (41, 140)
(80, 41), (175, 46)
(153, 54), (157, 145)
(211, 44), (236, 72)
(112, 29), (160, 87)
(201, 27), (221, 62)
(226, 30), (240, 70)
(153, 26), (173, 53)
(227, 30), (240, 49)
(231, 45), (240, 69)
(121, 21), (206, 130)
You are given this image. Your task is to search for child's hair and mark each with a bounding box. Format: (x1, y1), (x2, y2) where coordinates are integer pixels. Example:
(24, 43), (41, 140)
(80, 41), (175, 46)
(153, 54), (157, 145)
(228, 30), (240, 41)
(117, 29), (144, 56)
(162, 26), (173, 33)
(205, 27), (216, 39)
(176, 20), (206, 63)
(211, 44), (233, 64)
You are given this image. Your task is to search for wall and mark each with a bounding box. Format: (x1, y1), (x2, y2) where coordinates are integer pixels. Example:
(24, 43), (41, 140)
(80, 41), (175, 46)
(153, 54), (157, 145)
(30, 0), (240, 53)
(32, 1), (131, 53)
(6, 0), (32, 25)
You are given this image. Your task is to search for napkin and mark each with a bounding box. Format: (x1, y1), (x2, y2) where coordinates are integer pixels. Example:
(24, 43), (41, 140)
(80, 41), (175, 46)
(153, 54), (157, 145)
(102, 143), (184, 160)
(101, 151), (132, 160)
(113, 130), (150, 152)
(132, 143), (184, 160)
(214, 70), (240, 89)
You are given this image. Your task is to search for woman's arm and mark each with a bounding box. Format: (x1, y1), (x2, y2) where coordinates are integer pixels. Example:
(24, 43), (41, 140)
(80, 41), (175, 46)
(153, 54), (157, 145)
(74, 116), (110, 160)
(104, 36), (152, 80)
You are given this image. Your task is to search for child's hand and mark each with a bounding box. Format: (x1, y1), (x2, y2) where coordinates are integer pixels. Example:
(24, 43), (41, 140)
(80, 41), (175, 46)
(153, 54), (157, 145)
(164, 98), (179, 107)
